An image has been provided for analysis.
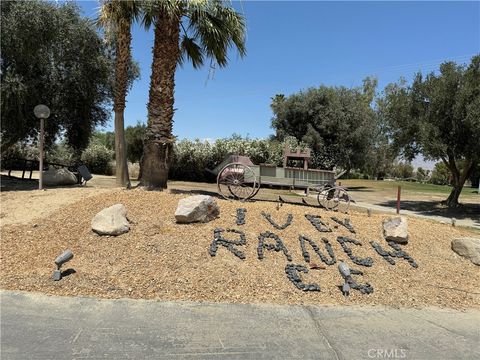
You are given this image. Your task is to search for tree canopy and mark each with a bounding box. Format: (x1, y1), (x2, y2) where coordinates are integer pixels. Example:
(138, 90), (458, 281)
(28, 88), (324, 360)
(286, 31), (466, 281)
(378, 55), (480, 206)
(271, 78), (378, 171)
(1, 0), (137, 154)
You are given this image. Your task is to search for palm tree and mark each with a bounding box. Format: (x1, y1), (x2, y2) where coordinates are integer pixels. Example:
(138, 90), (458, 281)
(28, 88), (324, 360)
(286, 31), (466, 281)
(98, 0), (140, 187)
(140, 0), (246, 189)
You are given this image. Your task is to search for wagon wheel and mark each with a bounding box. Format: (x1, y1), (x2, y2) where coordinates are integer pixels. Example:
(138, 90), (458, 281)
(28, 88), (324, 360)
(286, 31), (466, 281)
(251, 179), (262, 198)
(315, 184), (332, 208)
(318, 186), (351, 212)
(217, 163), (257, 201)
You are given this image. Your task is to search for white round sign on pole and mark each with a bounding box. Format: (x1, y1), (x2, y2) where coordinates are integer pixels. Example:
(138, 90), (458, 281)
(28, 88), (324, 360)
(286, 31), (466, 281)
(34, 104), (50, 119)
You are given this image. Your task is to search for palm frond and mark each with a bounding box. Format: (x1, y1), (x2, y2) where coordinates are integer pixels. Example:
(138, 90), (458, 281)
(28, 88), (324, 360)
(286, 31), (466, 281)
(179, 35), (204, 69)
(186, 0), (246, 68)
(97, 0), (142, 29)
(140, 0), (246, 69)
(141, 0), (183, 29)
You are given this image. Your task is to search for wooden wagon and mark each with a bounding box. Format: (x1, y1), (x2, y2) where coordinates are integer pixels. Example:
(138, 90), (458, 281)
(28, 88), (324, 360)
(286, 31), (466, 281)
(210, 146), (351, 211)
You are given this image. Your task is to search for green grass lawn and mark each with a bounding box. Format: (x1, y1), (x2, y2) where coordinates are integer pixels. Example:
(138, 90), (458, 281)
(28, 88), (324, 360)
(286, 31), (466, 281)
(340, 179), (479, 197)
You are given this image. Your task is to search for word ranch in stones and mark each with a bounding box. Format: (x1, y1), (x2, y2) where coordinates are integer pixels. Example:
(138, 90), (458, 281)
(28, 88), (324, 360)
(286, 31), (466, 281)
(209, 210), (418, 295)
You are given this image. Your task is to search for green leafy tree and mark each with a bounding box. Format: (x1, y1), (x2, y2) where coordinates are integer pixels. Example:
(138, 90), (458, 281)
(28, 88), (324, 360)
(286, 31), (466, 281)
(139, 0), (246, 189)
(1, 1), (112, 153)
(98, 0), (141, 187)
(361, 111), (395, 179)
(271, 78), (378, 171)
(125, 122), (146, 163)
(362, 140), (394, 180)
(470, 163), (479, 189)
(94, 124), (145, 163)
(430, 162), (450, 185)
(380, 56), (480, 207)
(415, 167), (429, 182)
(390, 162), (414, 179)
(91, 131), (115, 150)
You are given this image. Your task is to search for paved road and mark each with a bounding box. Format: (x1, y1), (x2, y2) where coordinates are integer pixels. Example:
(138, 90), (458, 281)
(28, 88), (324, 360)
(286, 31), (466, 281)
(1, 291), (479, 360)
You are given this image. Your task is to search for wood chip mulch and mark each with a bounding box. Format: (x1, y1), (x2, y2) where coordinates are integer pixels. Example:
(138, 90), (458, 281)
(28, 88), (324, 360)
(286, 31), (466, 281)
(1, 189), (479, 310)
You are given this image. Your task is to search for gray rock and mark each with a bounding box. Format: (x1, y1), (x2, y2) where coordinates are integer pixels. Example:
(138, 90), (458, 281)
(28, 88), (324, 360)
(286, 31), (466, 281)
(43, 168), (77, 186)
(92, 204), (130, 236)
(338, 261), (351, 278)
(175, 195), (220, 223)
(451, 237), (480, 266)
(383, 216), (408, 244)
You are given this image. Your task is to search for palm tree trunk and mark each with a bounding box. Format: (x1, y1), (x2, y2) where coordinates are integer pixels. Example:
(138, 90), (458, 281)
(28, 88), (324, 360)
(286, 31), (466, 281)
(114, 110), (129, 186)
(113, 19), (131, 188)
(140, 12), (180, 189)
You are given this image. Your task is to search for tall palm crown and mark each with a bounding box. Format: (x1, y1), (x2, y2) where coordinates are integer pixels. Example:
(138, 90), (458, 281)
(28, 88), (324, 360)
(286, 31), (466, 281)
(142, 0), (246, 69)
(140, 0), (247, 188)
(97, 0), (141, 112)
(97, 0), (141, 187)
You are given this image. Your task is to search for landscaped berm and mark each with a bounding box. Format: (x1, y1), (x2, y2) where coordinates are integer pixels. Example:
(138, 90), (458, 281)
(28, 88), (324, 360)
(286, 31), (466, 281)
(1, 189), (479, 310)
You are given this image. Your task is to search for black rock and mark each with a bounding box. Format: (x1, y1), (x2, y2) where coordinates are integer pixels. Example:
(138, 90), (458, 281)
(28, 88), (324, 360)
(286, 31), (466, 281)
(261, 211), (293, 230)
(236, 208), (247, 226)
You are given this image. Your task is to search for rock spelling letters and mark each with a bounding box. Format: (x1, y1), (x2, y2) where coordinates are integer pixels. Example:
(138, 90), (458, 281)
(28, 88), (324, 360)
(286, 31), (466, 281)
(299, 235), (336, 265)
(209, 228), (247, 260)
(285, 264), (321, 291)
(258, 231), (293, 261)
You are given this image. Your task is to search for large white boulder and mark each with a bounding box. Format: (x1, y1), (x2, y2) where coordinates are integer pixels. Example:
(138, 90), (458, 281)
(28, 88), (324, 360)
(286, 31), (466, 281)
(175, 195), (220, 223)
(43, 168), (77, 186)
(92, 204), (130, 236)
(451, 237), (480, 266)
(383, 216), (408, 244)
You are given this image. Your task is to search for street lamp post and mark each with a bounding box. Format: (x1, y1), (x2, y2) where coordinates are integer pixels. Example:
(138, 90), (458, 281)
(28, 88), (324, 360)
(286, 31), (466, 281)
(34, 105), (50, 190)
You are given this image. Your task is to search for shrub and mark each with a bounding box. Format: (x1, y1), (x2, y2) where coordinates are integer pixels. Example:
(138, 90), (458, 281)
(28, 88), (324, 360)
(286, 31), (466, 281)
(169, 137), (286, 182)
(46, 142), (76, 165)
(80, 142), (114, 175)
(170, 139), (214, 182)
(2, 142), (39, 161)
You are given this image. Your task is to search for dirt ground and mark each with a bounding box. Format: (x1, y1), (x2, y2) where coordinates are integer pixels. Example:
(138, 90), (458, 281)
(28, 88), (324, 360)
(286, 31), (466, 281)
(0, 172), (304, 225)
(1, 187), (479, 310)
(0, 174), (114, 225)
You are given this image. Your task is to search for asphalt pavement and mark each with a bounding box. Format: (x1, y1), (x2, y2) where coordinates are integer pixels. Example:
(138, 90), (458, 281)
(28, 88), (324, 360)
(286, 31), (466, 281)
(1, 290), (479, 360)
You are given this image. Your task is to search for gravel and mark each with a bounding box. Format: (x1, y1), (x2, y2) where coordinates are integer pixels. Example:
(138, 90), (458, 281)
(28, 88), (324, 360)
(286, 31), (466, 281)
(1, 189), (479, 309)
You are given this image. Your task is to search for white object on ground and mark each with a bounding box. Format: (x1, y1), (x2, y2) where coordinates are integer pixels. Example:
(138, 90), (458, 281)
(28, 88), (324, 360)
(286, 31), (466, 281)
(383, 216), (408, 244)
(175, 195), (220, 223)
(451, 237), (480, 266)
(91, 204), (130, 236)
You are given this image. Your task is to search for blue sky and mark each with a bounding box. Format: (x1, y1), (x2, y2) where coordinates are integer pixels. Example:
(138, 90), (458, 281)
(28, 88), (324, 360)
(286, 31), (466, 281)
(78, 0), (479, 149)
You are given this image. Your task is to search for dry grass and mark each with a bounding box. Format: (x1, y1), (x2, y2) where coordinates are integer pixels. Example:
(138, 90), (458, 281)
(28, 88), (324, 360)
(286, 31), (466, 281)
(1, 189), (479, 309)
